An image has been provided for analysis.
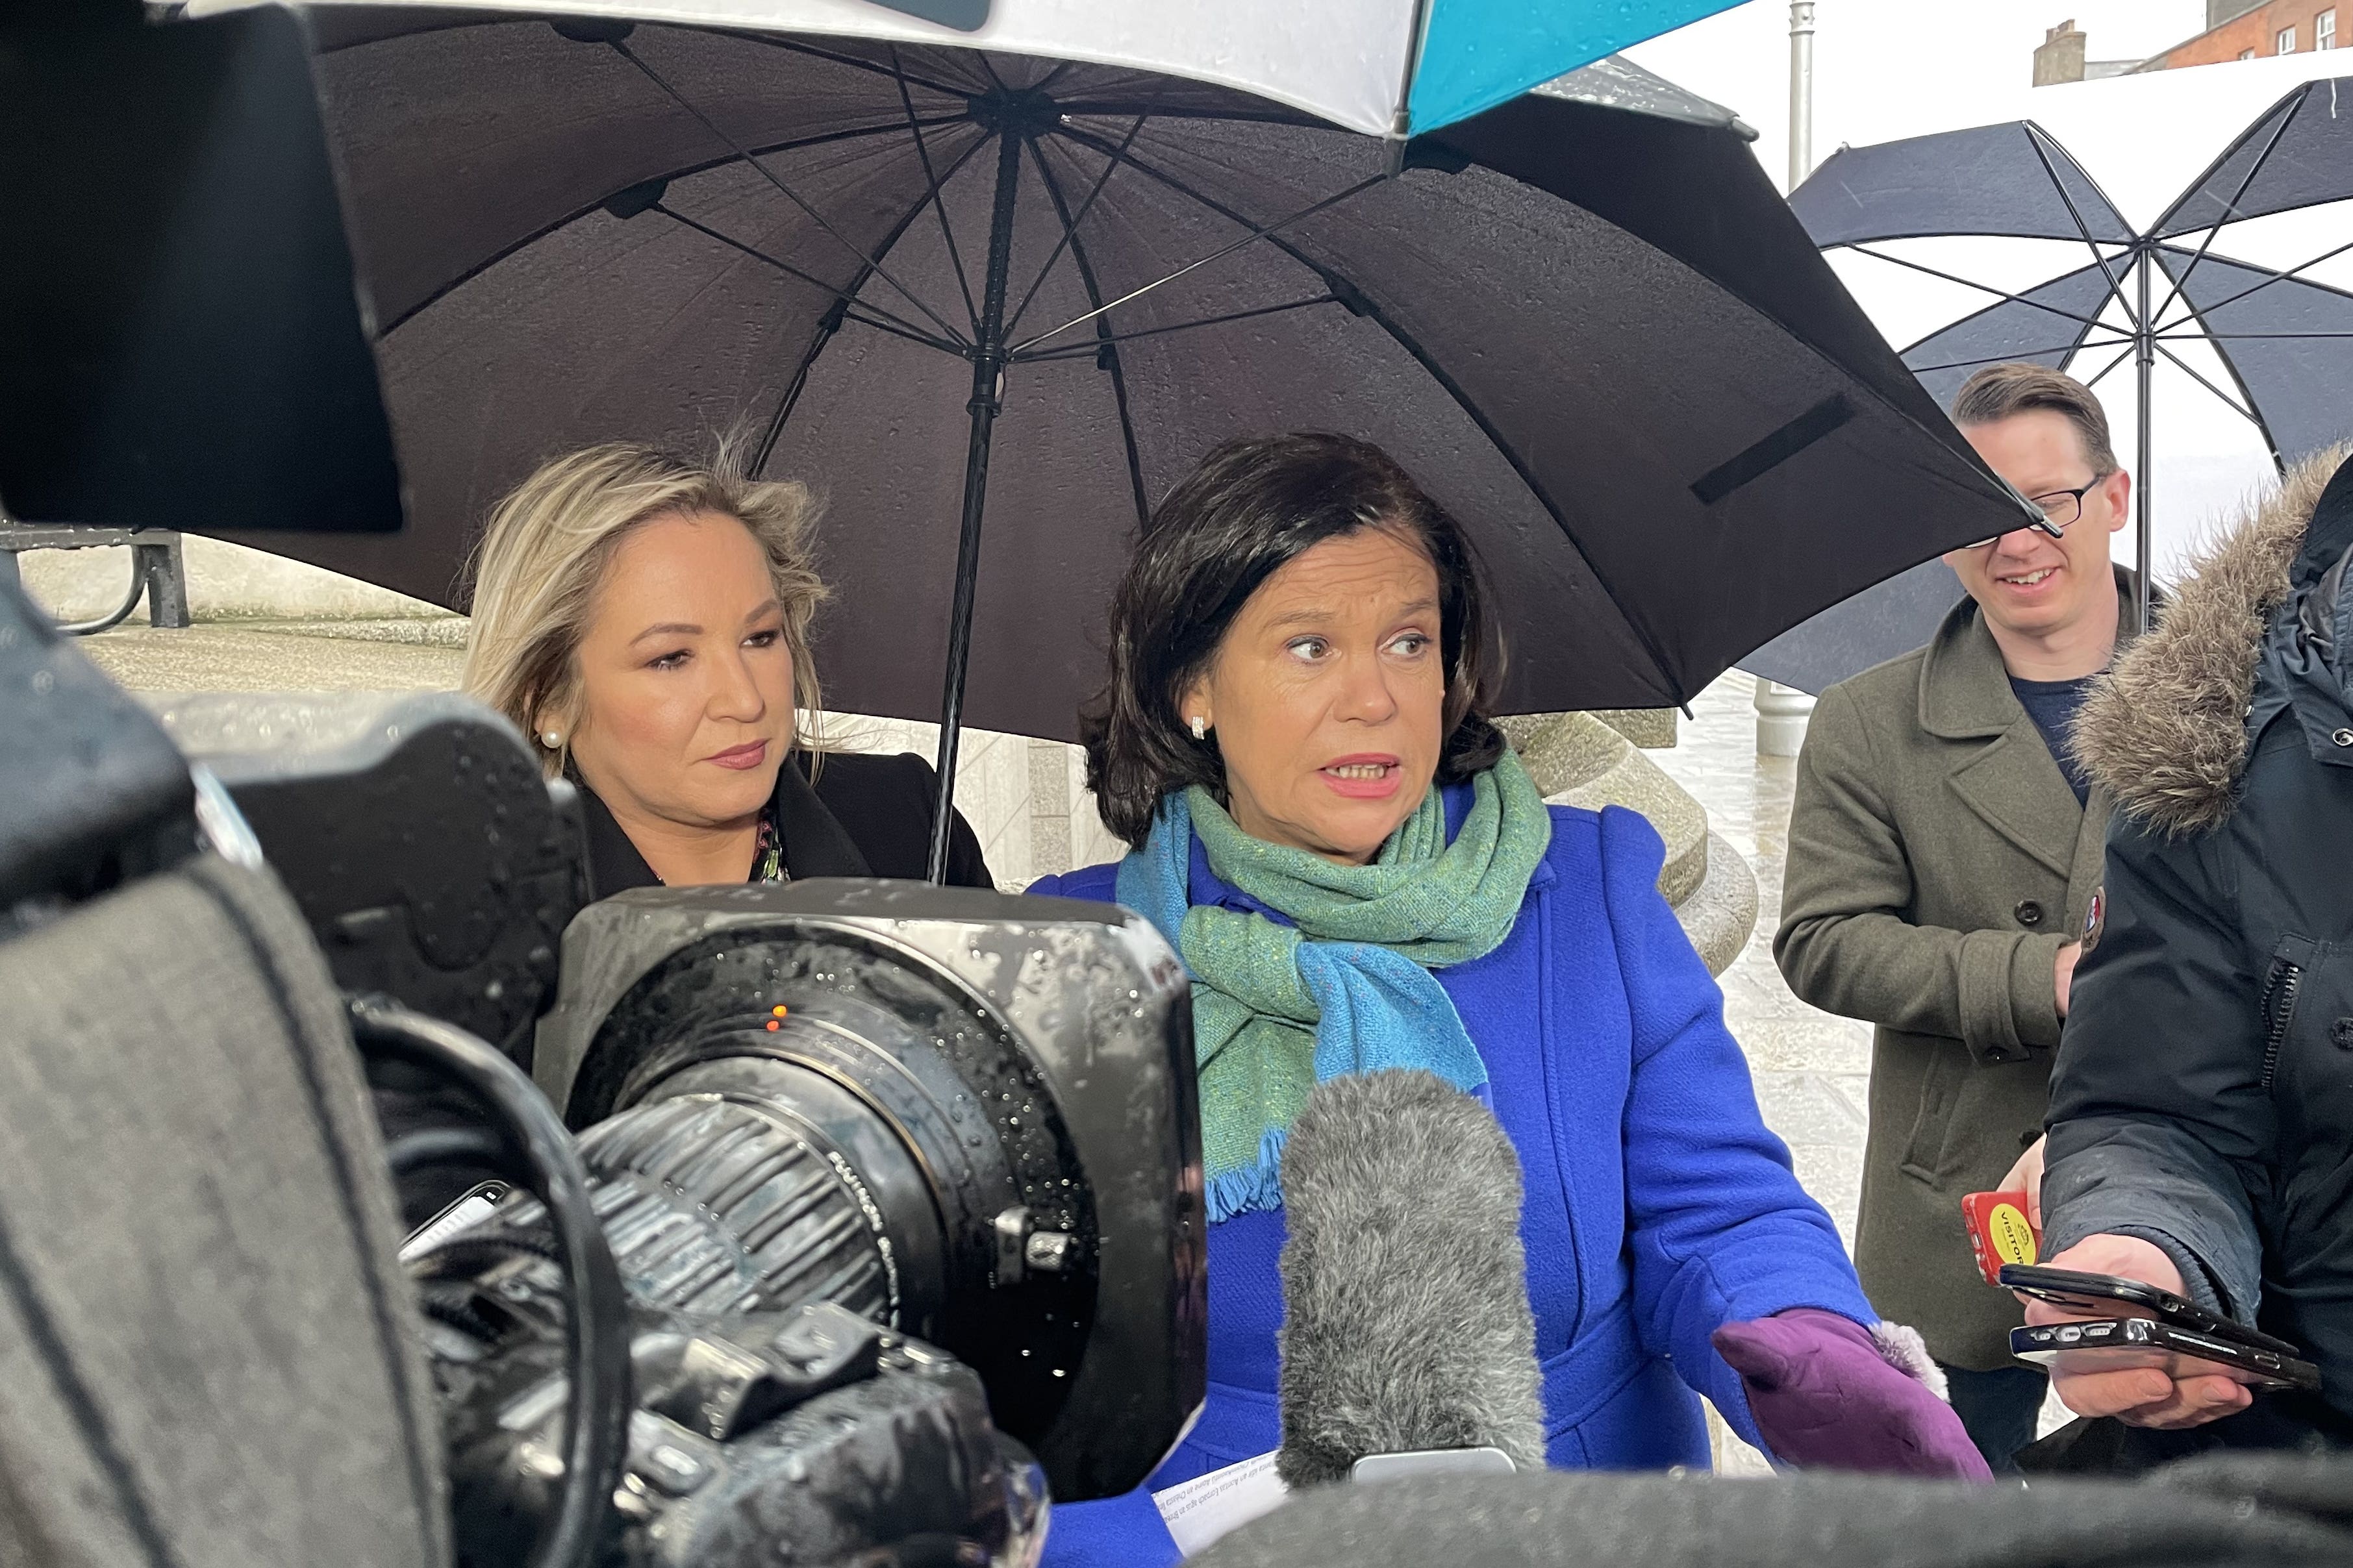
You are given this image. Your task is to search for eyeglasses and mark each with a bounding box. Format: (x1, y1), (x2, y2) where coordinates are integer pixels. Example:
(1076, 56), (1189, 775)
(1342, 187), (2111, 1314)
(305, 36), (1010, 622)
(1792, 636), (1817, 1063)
(1961, 475), (2108, 551)
(2025, 480), (2104, 530)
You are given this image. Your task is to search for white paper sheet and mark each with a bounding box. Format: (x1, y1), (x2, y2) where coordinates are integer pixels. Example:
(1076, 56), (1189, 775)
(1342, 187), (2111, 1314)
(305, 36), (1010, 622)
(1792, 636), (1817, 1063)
(1152, 1451), (1290, 1557)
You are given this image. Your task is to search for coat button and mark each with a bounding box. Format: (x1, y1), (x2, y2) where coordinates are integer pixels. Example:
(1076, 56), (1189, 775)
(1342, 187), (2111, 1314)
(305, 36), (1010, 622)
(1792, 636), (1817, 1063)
(2015, 899), (2045, 927)
(2335, 728), (2353, 748)
(2333, 1018), (2353, 1051)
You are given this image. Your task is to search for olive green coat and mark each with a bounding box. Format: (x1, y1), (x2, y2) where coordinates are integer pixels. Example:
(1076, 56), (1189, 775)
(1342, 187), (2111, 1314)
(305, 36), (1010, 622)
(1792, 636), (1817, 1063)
(1774, 577), (2140, 1370)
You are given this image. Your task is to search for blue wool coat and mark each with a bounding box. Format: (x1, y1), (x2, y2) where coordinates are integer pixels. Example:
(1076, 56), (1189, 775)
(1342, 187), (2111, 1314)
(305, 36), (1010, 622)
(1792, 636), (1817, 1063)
(1029, 795), (1874, 1567)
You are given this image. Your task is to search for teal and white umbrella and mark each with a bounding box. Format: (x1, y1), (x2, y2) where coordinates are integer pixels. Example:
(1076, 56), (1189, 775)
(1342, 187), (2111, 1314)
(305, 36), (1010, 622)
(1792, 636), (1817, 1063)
(190, 0), (1745, 138)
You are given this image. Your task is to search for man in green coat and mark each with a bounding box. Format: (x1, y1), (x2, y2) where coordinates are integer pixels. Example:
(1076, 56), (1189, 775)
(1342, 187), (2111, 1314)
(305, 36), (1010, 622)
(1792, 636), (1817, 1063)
(1775, 364), (2146, 1473)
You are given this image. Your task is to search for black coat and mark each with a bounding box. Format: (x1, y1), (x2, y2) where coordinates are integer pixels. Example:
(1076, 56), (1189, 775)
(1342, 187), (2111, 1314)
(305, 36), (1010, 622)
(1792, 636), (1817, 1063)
(2051, 447), (2353, 1436)
(579, 748), (994, 895)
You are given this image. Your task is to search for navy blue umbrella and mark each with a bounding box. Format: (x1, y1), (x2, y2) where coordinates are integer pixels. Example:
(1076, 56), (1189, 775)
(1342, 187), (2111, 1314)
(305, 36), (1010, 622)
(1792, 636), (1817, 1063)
(1750, 79), (2353, 693)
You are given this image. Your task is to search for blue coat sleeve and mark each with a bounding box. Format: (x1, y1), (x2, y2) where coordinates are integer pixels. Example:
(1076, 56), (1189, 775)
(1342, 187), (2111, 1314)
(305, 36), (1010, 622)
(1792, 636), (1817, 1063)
(1594, 806), (1876, 1452)
(1037, 1484), (1181, 1568)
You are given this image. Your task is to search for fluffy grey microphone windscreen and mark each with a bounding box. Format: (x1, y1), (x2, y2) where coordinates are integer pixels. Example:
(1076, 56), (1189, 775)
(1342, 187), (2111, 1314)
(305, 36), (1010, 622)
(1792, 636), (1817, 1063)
(1275, 1069), (1546, 1487)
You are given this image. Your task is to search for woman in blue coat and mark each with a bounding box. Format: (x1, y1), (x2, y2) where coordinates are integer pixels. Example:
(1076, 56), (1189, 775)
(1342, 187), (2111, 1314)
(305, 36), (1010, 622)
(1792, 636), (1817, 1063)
(1032, 434), (1983, 1564)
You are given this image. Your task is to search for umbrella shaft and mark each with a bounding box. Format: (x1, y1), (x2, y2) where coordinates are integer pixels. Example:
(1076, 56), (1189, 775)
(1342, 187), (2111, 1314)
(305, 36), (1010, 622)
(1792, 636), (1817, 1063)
(2135, 248), (2153, 631)
(929, 129), (1027, 883)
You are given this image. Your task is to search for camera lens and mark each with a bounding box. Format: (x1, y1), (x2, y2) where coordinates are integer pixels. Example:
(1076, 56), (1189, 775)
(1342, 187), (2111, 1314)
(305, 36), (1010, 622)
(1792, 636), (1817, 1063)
(546, 905), (1123, 1477)
(566, 1090), (905, 1325)
(531, 882), (1205, 1502)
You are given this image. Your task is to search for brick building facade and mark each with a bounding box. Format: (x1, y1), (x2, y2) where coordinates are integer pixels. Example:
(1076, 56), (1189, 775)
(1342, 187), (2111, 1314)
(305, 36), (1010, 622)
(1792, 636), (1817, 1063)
(2034, 1), (2339, 83)
(2149, 0), (2340, 68)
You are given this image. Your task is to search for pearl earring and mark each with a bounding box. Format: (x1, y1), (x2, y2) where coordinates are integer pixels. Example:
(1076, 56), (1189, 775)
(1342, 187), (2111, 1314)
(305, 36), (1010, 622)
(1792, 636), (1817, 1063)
(540, 729), (564, 750)
(1189, 716), (1207, 741)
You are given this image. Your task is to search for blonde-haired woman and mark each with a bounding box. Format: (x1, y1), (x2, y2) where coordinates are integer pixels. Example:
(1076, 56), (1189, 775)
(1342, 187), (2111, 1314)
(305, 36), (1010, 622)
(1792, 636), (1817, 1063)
(463, 442), (991, 892)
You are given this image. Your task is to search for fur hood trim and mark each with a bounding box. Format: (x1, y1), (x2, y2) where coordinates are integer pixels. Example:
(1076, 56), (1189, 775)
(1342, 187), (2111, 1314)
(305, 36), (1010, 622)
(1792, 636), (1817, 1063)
(2074, 447), (2351, 837)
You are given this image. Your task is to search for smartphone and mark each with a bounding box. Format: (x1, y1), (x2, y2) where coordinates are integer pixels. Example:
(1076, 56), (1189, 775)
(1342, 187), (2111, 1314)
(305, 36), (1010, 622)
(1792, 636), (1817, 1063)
(398, 1180), (510, 1262)
(1961, 1190), (2039, 1285)
(2010, 1317), (2321, 1392)
(1997, 1263), (2305, 1360)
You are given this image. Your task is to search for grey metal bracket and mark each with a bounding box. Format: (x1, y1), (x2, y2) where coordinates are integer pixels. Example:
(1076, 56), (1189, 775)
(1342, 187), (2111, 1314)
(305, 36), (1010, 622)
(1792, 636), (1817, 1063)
(0, 524), (190, 633)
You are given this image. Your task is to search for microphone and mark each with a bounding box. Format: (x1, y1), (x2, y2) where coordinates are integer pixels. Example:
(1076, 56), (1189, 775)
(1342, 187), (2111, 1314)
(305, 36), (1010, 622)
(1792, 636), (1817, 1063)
(1275, 1069), (1547, 1487)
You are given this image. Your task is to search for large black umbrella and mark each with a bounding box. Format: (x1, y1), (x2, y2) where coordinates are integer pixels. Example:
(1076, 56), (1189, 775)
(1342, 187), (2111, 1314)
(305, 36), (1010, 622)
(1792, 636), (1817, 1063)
(235, 11), (2032, 873)
(1748, 79), (2353, 693)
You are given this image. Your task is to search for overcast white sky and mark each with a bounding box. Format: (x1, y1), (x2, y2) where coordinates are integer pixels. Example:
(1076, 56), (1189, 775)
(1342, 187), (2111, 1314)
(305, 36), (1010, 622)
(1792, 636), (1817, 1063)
(1624, 1), (2213, 194)
(1626, 2), (2353, 569)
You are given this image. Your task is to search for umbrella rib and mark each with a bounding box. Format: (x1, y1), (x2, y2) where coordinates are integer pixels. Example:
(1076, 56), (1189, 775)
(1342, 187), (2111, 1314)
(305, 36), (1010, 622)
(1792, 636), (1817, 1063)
(2154, 236), (2353, 323)
(889, 46), (981, 334)
(2145, 105), (2299, 332)
(1843, 245), (2115, 331)
(2150, 82), (2309, 239)
(1906, 345), (2105, 376)
(376, 119), (961, 337)
(1008, 173), (1385, 356)
(753, 146), (988, 473)
(1053, 123), (1689, 704)
(2022, 129), (2140, 330)
(651, 203), (968, 354)
(715, 29), (974, 99)
(2078, 343), (2135, 390)
(612, 38), (974, 348)
(1014, 295), (1342, 360)
(1003, 108), (1159, 338)
(1026, 140), (1152, 530)
(2150, 341), (2265, 429)
(752, 312), (832, 473)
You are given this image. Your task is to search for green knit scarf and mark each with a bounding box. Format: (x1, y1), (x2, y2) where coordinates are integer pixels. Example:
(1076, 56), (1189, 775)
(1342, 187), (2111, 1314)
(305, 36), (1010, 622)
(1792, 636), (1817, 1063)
(1116, 749), (1552, 1219)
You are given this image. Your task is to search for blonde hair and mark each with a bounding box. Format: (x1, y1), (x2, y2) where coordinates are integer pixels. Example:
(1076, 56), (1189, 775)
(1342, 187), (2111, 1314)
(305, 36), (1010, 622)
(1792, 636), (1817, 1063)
(460, 441), (829, 779)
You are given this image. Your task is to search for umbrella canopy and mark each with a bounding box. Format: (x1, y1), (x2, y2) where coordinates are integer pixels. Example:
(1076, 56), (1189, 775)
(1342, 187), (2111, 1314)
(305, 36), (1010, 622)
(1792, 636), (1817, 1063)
(230, 13), (2026, 736)
(1749, 80), (2353, 692)
(192, 0), (1751, 141)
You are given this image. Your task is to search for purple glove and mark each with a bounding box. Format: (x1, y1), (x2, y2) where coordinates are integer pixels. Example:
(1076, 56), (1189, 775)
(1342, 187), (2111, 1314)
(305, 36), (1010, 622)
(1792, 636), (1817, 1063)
(1711, 1308), (1992, 1481)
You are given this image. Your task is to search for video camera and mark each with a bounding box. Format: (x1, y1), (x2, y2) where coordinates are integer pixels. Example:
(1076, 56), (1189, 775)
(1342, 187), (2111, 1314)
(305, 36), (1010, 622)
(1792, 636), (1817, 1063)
(140, 685), (1207, 1566)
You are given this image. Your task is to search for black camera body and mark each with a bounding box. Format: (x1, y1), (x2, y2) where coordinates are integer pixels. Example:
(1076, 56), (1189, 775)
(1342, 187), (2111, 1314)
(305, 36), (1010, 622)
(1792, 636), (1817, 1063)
(151, 691), (589, 1059)
(427, 1276), (1032, 1568)
(534, 880), (1205, 1504)
(156, 691), (1207, 1563)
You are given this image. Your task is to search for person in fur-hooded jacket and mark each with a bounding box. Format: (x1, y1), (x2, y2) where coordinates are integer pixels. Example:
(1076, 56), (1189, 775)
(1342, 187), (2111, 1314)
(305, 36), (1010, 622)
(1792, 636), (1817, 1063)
(2032, 444), (2353, 1458)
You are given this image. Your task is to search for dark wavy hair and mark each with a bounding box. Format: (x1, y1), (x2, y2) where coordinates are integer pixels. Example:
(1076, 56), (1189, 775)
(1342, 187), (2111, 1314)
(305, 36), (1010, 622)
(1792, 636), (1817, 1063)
(1081, 433), (1507, 848)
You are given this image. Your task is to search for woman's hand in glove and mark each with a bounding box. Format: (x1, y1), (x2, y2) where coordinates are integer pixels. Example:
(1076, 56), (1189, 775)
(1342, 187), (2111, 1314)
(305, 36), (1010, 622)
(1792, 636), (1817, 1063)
(1711, 1308), (1992, 1481)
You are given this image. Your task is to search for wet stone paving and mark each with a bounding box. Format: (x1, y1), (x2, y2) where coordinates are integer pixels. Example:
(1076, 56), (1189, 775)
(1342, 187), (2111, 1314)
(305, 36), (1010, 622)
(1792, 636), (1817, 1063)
(1648, 672), (1872, 1256)
(1646, 673), (1873, 1472)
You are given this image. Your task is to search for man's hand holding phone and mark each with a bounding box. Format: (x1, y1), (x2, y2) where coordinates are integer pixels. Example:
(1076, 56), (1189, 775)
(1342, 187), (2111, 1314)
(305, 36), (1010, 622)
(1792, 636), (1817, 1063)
(2019, 1236), (2256, 1430)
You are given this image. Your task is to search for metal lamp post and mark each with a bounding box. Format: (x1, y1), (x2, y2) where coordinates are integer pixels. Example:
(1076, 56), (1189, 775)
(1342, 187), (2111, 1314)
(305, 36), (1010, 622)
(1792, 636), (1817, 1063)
(1755, 0), (1820, 758)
